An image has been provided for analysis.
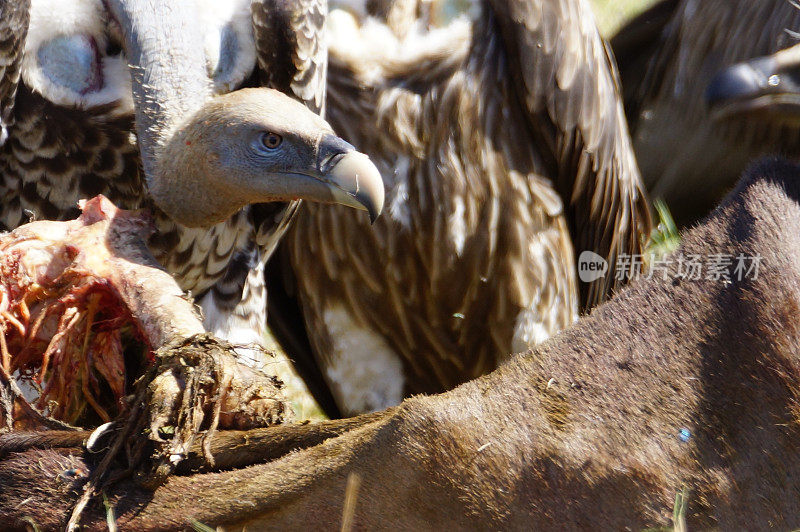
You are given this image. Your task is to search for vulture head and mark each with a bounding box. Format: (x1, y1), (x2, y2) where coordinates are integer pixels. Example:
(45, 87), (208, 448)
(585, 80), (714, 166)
(706, 43), (800, 133)
(107, 0), (384, 227)
(156, 88), (384, 227)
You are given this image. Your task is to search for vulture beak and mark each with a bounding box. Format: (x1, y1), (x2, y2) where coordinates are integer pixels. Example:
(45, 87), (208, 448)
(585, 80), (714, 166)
(706, 43), (800, 123)
(316, 135), (385, 223)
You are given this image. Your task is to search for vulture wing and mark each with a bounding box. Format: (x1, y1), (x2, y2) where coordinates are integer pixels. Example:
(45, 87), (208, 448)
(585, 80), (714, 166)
(0, 0), (29, 147)
(265, 0), (652, 416)
(252, 0), (327, 115)
(489, 0), (651, 308)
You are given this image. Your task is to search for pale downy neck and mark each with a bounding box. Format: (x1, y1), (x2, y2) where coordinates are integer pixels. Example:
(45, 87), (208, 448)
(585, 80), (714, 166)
(107, 0), (212, 183)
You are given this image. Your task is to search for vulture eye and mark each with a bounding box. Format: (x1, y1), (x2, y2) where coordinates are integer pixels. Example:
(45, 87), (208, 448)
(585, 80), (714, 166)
(260, 132), (283, 149)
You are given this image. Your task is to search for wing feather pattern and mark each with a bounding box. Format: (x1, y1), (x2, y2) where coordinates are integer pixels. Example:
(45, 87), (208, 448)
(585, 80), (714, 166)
(489, 0), (651, 308)
(252, 0), (327, 114)
(267, 0), (651, 415)
(0, 0), (30, 145)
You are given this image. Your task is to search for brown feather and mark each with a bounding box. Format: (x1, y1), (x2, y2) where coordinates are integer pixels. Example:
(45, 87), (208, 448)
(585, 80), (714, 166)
(0, 0), (29, 139)
(271, 0), (651, 413)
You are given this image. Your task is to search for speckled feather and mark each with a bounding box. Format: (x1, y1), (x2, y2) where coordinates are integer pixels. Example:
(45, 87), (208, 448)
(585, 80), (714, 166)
(252, 0), (328, 115)
(0, 0), (29, 142)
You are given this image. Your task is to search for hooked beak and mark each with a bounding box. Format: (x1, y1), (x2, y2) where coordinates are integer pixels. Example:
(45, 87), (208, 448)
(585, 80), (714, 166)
(315, 135), (385, 223)
(706, 43), (800, 124)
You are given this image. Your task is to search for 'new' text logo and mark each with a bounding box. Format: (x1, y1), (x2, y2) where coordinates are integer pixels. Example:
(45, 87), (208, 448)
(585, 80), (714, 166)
(578, 251), (608, 283)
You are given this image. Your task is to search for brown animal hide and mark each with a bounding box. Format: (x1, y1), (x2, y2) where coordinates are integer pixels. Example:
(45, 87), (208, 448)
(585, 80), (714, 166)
(3, 158), (800, 529)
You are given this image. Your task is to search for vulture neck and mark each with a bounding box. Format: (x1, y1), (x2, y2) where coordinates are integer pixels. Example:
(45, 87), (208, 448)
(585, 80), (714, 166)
(108, 0), (212, 183)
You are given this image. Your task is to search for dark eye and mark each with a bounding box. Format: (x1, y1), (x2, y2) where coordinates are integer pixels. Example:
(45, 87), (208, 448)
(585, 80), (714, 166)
(260, 132), (282, 149)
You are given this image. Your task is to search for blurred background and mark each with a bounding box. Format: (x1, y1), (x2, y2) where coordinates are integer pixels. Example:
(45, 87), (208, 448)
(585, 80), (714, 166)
(430, 0), (660, 36)
(590, 0), (660, 35)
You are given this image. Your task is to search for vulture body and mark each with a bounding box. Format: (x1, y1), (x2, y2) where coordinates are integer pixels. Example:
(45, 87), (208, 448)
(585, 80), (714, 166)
(0, 0), (381, 370)
(614, 0), (800, 225)
(270, 0), (651, 415)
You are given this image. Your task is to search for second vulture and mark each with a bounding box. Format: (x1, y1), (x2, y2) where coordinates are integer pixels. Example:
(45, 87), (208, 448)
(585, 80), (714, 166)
(268, 0), (652, 415)
(614, 0), (800, 225)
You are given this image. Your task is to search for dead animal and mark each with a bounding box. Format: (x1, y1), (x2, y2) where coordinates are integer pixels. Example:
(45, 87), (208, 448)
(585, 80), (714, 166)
(0, 195), (292, 528)
(0, 194), (290, 428)
(4, 157), (800, 529)
(0, 195), (199, 427)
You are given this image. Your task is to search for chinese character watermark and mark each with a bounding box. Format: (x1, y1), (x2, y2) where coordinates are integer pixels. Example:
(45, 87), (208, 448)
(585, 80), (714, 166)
(617, 253), (761, 283)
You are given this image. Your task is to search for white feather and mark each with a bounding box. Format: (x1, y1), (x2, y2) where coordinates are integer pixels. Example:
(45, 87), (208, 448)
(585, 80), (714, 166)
(196, 0), (256, 94)
(448, 195), (467, 256)
(327, 8), (471, 86)
(323, 305), (405, 414)
(388, 156), (413, 230)
(199, 256), (267, 369)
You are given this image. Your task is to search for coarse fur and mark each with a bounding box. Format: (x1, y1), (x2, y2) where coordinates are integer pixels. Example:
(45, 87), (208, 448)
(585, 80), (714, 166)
(3, 158), (800, 529)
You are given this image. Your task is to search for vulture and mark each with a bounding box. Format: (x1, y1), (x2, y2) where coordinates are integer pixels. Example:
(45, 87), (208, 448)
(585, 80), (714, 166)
(613, 0), (800, 225)
(0, 0), (383, 368)
(268, 0), (652, 415)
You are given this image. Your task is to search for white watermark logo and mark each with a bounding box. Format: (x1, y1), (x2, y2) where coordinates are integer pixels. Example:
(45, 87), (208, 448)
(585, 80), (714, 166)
(577, 251), (763, 283)
(577, 251), (608, 283)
